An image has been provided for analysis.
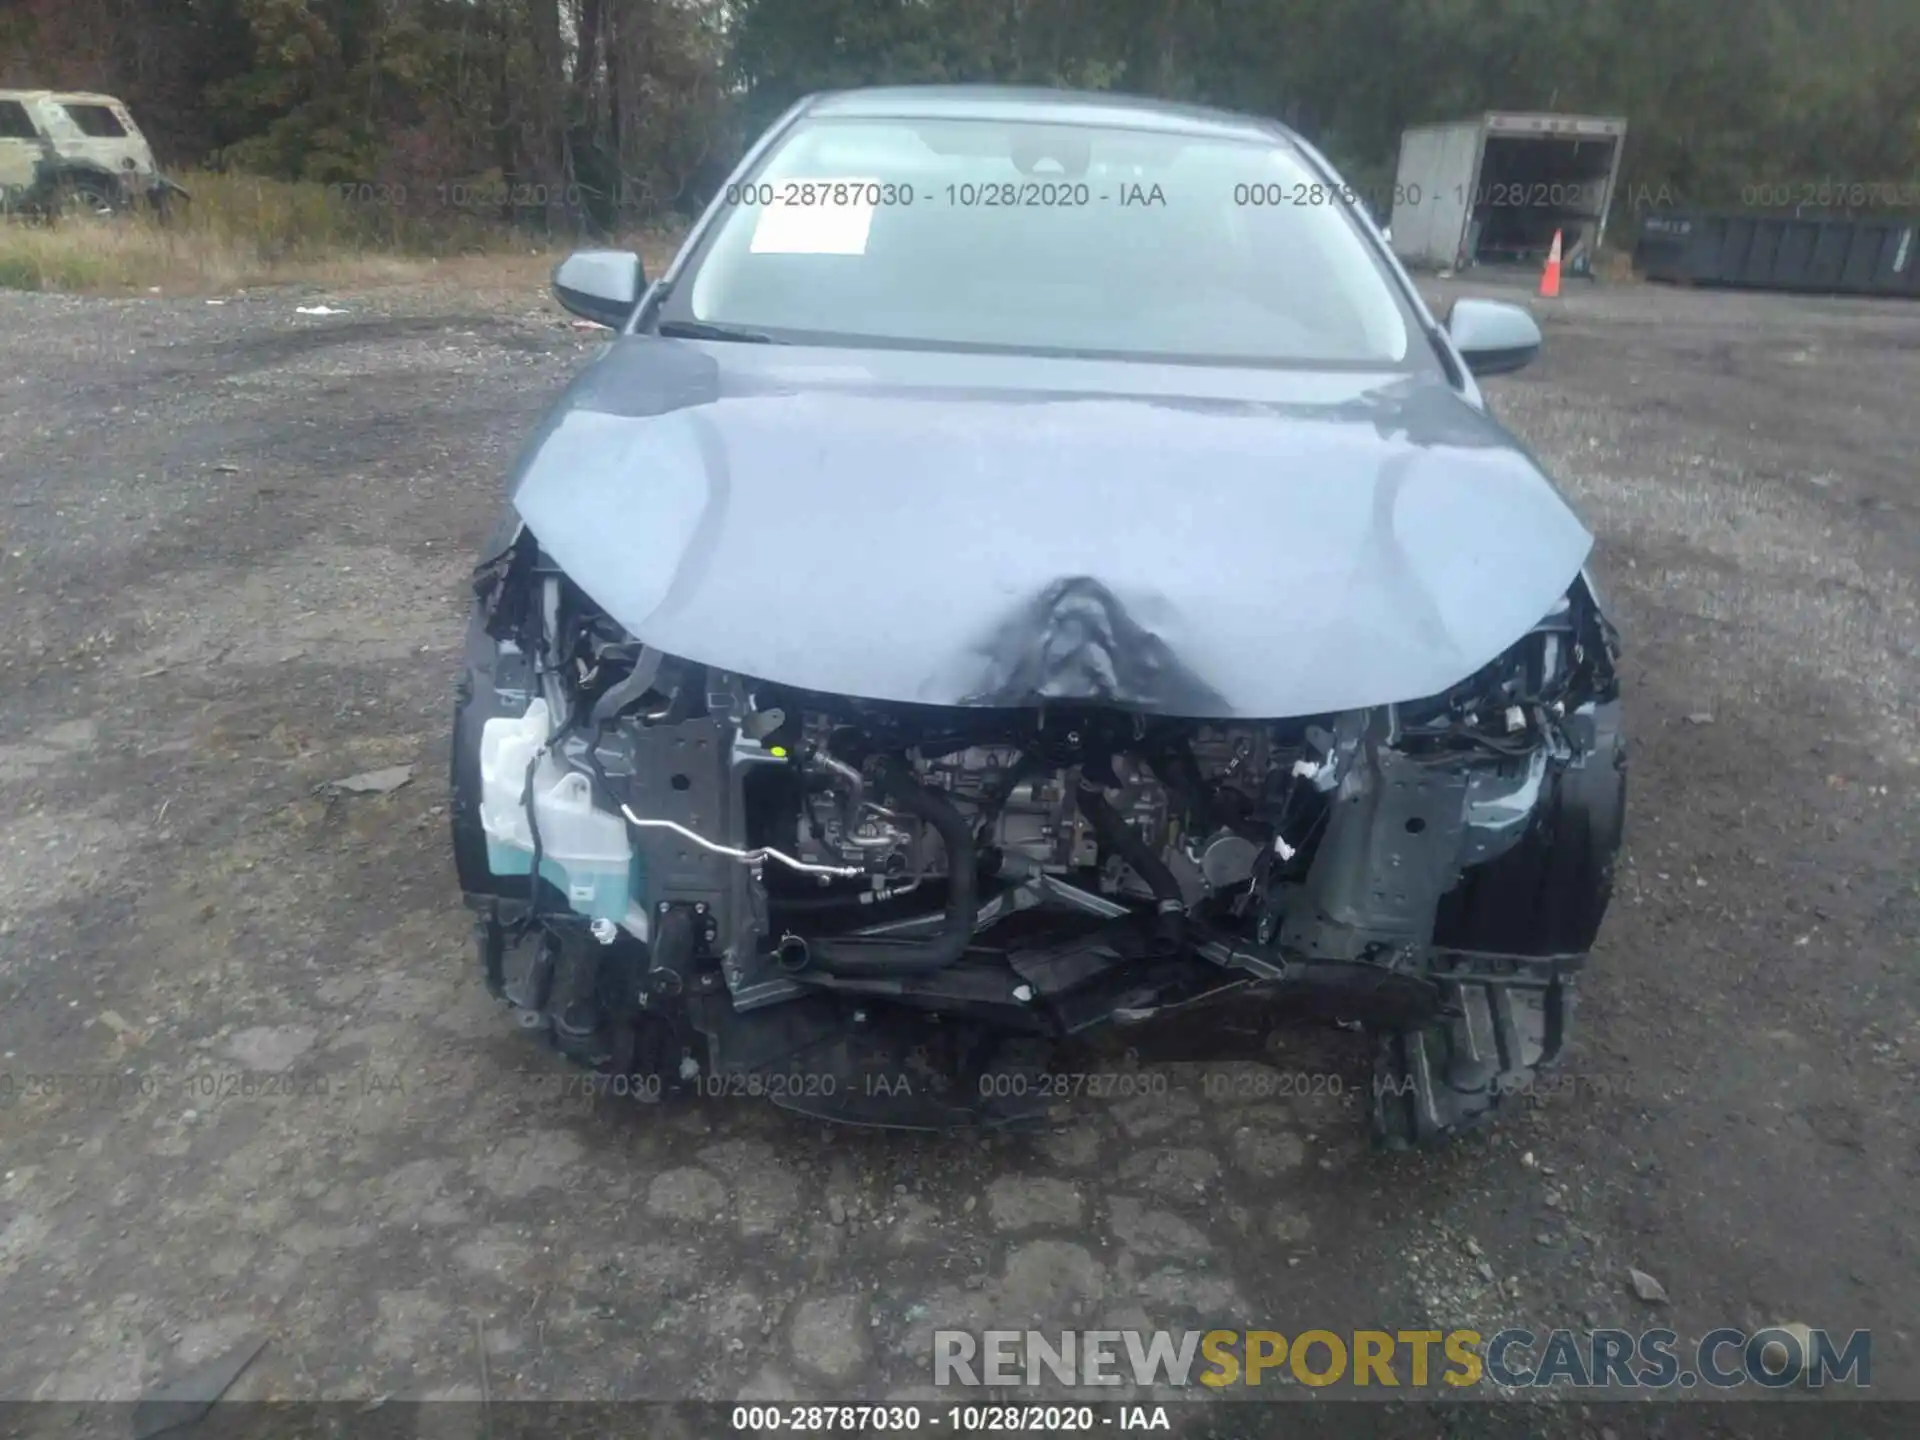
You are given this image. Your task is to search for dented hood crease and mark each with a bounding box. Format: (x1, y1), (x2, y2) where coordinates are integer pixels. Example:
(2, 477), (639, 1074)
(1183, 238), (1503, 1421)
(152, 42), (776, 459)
(508, 338), (1593, 719)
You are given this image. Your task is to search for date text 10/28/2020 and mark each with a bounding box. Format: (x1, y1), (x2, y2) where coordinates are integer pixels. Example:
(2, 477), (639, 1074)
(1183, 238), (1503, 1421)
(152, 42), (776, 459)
(721, 179), (1418, 211)
(729, 1404), (1171, 1433)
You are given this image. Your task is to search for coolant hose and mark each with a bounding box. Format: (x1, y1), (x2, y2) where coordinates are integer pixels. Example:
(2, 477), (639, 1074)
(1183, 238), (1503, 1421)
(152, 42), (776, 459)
(1075, 780), (1186, 955)
(769, 878), (924, 913)
(804, 757), (979, 977)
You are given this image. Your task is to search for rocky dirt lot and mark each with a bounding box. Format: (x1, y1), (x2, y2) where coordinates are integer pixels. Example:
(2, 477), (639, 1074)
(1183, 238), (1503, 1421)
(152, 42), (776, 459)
(0, 271), (1914, 1438)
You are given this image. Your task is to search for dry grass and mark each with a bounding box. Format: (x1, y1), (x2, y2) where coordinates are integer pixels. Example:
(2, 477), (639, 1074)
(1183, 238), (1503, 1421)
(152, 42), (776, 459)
(0, 170), (681, 296)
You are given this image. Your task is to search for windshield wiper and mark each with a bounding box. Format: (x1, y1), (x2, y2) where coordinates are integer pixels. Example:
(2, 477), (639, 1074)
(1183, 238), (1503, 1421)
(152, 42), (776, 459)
(656, 319), (776, 343)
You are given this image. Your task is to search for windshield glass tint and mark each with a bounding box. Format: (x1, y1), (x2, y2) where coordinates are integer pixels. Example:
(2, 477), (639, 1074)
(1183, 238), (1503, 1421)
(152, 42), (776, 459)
(684, 116), (1413, 365)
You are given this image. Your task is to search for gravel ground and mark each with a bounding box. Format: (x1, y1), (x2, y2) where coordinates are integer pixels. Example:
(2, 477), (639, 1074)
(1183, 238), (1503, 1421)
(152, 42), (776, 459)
(0, 271), (1914, 1436)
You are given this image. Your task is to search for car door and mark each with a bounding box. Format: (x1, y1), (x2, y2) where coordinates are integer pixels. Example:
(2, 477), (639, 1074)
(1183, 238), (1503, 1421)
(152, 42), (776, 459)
(0, 96), (48, 199)
(35, 97), (112, 181)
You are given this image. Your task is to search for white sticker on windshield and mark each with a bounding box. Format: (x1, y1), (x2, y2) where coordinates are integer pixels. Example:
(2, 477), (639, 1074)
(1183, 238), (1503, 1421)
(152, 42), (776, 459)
(748, 178), (880, 255)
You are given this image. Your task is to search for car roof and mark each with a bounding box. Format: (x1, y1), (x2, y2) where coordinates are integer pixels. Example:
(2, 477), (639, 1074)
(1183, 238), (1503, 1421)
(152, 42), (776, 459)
(0, 90), (126, 106)
(802, 85), (1292, 146)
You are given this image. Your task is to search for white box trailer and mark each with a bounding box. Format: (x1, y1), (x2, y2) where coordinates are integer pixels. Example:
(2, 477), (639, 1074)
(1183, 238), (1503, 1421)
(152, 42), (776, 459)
(1388, 112), (1628, 273)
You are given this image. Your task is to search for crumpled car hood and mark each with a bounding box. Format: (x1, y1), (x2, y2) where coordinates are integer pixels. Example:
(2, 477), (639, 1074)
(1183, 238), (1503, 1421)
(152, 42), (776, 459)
(509, 338), (1592, 719)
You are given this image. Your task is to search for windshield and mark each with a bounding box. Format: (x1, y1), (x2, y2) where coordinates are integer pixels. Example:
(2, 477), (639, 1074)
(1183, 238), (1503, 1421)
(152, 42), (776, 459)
(668, 115), (1417, 367)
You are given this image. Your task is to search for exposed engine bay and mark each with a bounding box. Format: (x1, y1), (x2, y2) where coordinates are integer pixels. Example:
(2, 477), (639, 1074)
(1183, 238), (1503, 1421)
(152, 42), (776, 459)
(451, 526), (1626, 1146)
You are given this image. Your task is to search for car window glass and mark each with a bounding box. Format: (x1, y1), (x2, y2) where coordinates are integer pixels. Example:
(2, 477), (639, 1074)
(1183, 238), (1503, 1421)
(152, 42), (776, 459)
(684, 116), (1412, 366)
(0, 101), (39, 140)
(62, 104), (128, 138)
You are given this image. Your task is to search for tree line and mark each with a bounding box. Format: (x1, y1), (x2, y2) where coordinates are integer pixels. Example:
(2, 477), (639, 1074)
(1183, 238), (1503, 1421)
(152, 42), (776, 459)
(3, 0), (1915, 234)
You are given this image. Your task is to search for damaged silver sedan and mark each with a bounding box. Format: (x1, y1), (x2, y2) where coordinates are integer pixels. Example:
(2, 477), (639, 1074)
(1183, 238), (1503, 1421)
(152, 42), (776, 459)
(449, 86), (1626, 1147)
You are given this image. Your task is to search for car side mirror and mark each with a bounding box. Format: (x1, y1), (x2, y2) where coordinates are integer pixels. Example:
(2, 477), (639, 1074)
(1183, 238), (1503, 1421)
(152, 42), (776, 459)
(1447, 298), (1542, 377)
(552, 250), (644, 328)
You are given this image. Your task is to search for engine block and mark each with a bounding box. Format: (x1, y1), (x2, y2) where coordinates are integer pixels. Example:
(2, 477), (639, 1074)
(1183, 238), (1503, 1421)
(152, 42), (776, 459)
(789, 727), (1286, 892)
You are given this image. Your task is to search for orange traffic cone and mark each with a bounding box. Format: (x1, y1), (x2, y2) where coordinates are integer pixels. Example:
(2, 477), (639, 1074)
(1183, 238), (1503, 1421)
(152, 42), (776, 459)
(1539, 229), (1563, 298)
